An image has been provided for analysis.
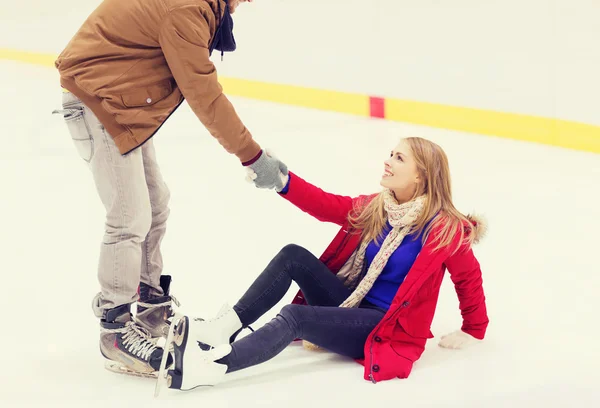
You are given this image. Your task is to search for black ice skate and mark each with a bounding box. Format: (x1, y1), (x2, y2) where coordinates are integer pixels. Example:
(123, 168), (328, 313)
(100, 303), (173, 378)
(136, 275), (180, 340)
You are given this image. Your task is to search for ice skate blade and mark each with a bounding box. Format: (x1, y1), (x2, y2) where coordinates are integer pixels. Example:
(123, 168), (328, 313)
(104, 361), (158, 379)
(155, 312), (184, 398)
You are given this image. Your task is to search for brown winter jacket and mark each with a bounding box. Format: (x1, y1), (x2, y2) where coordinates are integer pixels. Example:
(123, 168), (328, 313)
(55, 0), (260, 162)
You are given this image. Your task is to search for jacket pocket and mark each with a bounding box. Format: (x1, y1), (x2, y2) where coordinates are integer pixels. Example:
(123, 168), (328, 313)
(396, 316), (434, 339)
(388, 318), (431, 365)
(120, 80), (173, 108)
(53, 105), (94, 163)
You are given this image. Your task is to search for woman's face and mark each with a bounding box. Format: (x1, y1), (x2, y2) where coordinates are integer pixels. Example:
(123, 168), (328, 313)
(380, 139), (420, 203)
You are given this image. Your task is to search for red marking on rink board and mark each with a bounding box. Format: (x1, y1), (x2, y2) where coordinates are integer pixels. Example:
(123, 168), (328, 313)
(369, 96), (385, 118)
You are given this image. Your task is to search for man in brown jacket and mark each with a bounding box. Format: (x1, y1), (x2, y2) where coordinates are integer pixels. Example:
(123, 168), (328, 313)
(53, 0), (287, 376)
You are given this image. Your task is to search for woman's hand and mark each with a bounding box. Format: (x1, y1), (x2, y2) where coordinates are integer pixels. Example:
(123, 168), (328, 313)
(438, 329), (480, 349)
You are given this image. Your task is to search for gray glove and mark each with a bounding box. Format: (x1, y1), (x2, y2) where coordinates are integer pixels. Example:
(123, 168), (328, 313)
(245, 150), (288, 191)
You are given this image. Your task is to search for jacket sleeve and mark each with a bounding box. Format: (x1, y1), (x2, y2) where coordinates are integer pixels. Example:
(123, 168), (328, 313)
(444, 239), (489, 340)
(158, 6), (261, 163)
(278, 172), (359, 226)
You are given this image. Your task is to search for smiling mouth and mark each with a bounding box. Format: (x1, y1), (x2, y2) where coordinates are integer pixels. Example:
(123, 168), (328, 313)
(383, 170), (393, 177)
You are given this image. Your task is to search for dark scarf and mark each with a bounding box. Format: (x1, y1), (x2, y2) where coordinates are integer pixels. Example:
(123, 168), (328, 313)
(209, 0), (236, 59)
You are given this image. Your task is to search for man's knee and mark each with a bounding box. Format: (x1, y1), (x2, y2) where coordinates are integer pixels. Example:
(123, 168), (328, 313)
(155, 180), (171, 211)
(103, 199), (152, 243)
(151, 183), (170, 222)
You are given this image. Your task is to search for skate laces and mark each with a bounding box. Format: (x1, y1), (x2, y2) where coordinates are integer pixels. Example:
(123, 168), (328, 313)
(137, 295), (181, 309)
(104, 322), (158, 360)
(122, 322), (158, 360)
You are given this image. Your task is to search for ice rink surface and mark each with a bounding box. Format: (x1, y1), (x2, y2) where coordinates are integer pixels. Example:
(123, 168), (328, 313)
(1, 61), (599, 407)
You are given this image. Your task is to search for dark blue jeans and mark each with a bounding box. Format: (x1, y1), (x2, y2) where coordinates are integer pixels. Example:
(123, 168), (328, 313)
(217, 244), (386, 373)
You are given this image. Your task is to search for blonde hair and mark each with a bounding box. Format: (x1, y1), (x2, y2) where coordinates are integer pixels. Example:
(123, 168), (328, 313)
(348, 137), (475, 254)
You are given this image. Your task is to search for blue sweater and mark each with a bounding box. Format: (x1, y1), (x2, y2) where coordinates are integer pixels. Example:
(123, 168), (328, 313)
(363, 222), (424, 309)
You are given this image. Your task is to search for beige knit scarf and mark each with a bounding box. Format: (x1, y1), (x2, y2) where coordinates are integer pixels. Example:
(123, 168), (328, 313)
(338, 190), (427, 308)
(302, 190), (426, 351)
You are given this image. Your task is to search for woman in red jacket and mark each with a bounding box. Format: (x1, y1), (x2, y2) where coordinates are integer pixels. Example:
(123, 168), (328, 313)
(158, 137), (489, 391)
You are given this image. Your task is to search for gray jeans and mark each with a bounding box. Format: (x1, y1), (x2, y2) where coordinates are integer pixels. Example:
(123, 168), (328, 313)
(56, 92), (170, 316)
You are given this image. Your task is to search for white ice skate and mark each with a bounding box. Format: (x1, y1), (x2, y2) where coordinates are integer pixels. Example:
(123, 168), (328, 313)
(155, 315), (231, 396)
(188, 303), (243, 347)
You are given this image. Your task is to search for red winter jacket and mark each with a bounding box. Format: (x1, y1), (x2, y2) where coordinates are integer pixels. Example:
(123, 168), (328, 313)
(278, 172), (489, 383)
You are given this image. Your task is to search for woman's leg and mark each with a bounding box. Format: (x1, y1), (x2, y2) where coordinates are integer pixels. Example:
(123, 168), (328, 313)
(219, 303), (386, 373)
(233, 244), (351, 329)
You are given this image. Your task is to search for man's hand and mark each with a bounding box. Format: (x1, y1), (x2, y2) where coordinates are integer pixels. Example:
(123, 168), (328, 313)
(244, 150), (288, 191)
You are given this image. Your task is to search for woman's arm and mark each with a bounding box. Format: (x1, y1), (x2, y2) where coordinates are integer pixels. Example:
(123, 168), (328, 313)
(277, 172), (358, 226)
(443, 239), (489, 341)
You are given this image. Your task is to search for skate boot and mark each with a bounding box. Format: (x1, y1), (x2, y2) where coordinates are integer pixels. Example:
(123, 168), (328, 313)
(156, 315), (232, 394)
(100, 303), (173, 378)
(136, 275), (181, 339)
(188, 303), (243, 348)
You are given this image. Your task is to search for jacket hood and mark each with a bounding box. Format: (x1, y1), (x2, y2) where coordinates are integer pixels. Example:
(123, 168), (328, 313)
(466, 213), (488, 245)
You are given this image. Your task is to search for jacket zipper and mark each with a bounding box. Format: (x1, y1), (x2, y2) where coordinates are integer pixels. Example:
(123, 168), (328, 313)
(366, 250), (446, 381)
(368, 300), (411, 384)
(368, 333), (376, 383)
(367, 215), (442, 383)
